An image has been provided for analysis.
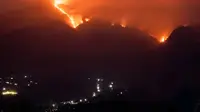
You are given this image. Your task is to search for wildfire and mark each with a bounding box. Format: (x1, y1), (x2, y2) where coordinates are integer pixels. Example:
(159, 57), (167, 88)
(54, 0), (85, 28)
(53, 0), (170, 42)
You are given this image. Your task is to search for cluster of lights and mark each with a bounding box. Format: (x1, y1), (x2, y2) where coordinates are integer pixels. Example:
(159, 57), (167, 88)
(2, 77), (18, 86)
(70, 100), (77, 105)
(47, 77), (126, 112)
(58, 77), (116, 109)
(108, 82), (114, 90)
(50, 103), (58, 112)
(23, 75), (38, 87)
(96, 78), (103, 93)
(61, 99), (86, 105)
(0, 75), (38, 97)
(49, 99), (89, 112)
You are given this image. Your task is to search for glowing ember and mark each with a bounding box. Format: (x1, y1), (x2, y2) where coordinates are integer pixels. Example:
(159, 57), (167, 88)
(121, 24), (126, 28)
(160, 36), (167, 43)
(120, 19), (126, 28)
(85, 18), (90, 22)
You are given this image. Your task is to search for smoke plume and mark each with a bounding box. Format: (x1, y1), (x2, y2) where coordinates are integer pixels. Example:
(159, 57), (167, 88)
(68, 0), (200, 37)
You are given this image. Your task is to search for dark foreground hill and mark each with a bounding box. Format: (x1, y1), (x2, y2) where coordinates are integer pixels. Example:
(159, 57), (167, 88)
(0, 18), (158, 100)
(156, 26), (200, 101)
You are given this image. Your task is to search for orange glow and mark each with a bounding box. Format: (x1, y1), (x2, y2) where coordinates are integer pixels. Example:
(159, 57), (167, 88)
(120, 19), (126, 28)
(160, 36), (167, 43)
(50, 0), (199, 42)
(120, 24), (126, 28)
(54, 0), (85, 28)
(53, 0), (174, 42)
(111, 23), (115, 26)
(85, 18), (90, 22)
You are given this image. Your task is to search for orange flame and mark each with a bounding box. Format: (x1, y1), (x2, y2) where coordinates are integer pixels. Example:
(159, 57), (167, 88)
(85, 18), (90, 22)
(160, 36), (167, 43)
(54, 0), (86, 28)
(53, 0), (172, 43)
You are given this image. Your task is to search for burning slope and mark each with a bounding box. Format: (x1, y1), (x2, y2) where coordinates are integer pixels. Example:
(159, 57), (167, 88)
(53, 0), (200, 42)
(54, 0), (90, 28)
(54, 0), (83, 28)
(53, 0), (170, 42)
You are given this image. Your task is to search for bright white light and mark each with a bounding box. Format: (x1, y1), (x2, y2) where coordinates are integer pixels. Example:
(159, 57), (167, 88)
(70, 100), (77, 105)
(24, 76), (27, 78)
(52, 104), (56, 107)
(120, 92), (123, 95)
(97, 78), (100, 82)
(92, 92), (96, 97)
(85, 18), (90, 22)
(35, 82), (38, 85)
(109, 84), (113, 89)
(2, 87), (6, 91)
(84, 99), (87, 102)
(97, 83), (101, 92)
(55, 0), (68, 5)
(10, 77), (13, 80)
(14, 83), (18, 86)
(97, 85), (100, 89)
(28, 84), (30, 86)
(80, 99), (82, 102)
(109, 82), (114, 90)
(5, 82), (9, 84)
(30, 81), (33, 83)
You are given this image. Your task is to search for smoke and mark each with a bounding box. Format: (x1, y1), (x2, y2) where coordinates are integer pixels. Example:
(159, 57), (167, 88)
(1, 0), (200, 38)
(67, 0), (200, 37)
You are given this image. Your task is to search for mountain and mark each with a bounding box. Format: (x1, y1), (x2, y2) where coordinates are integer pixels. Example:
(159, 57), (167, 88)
(0, 17), (161, 100)
(166, 26), (200, 46)
(155, 26), (200, 100)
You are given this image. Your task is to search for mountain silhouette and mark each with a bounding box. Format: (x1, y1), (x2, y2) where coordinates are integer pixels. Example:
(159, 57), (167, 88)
(166, 26), (200, 46)
(155, 26), (200, 100)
